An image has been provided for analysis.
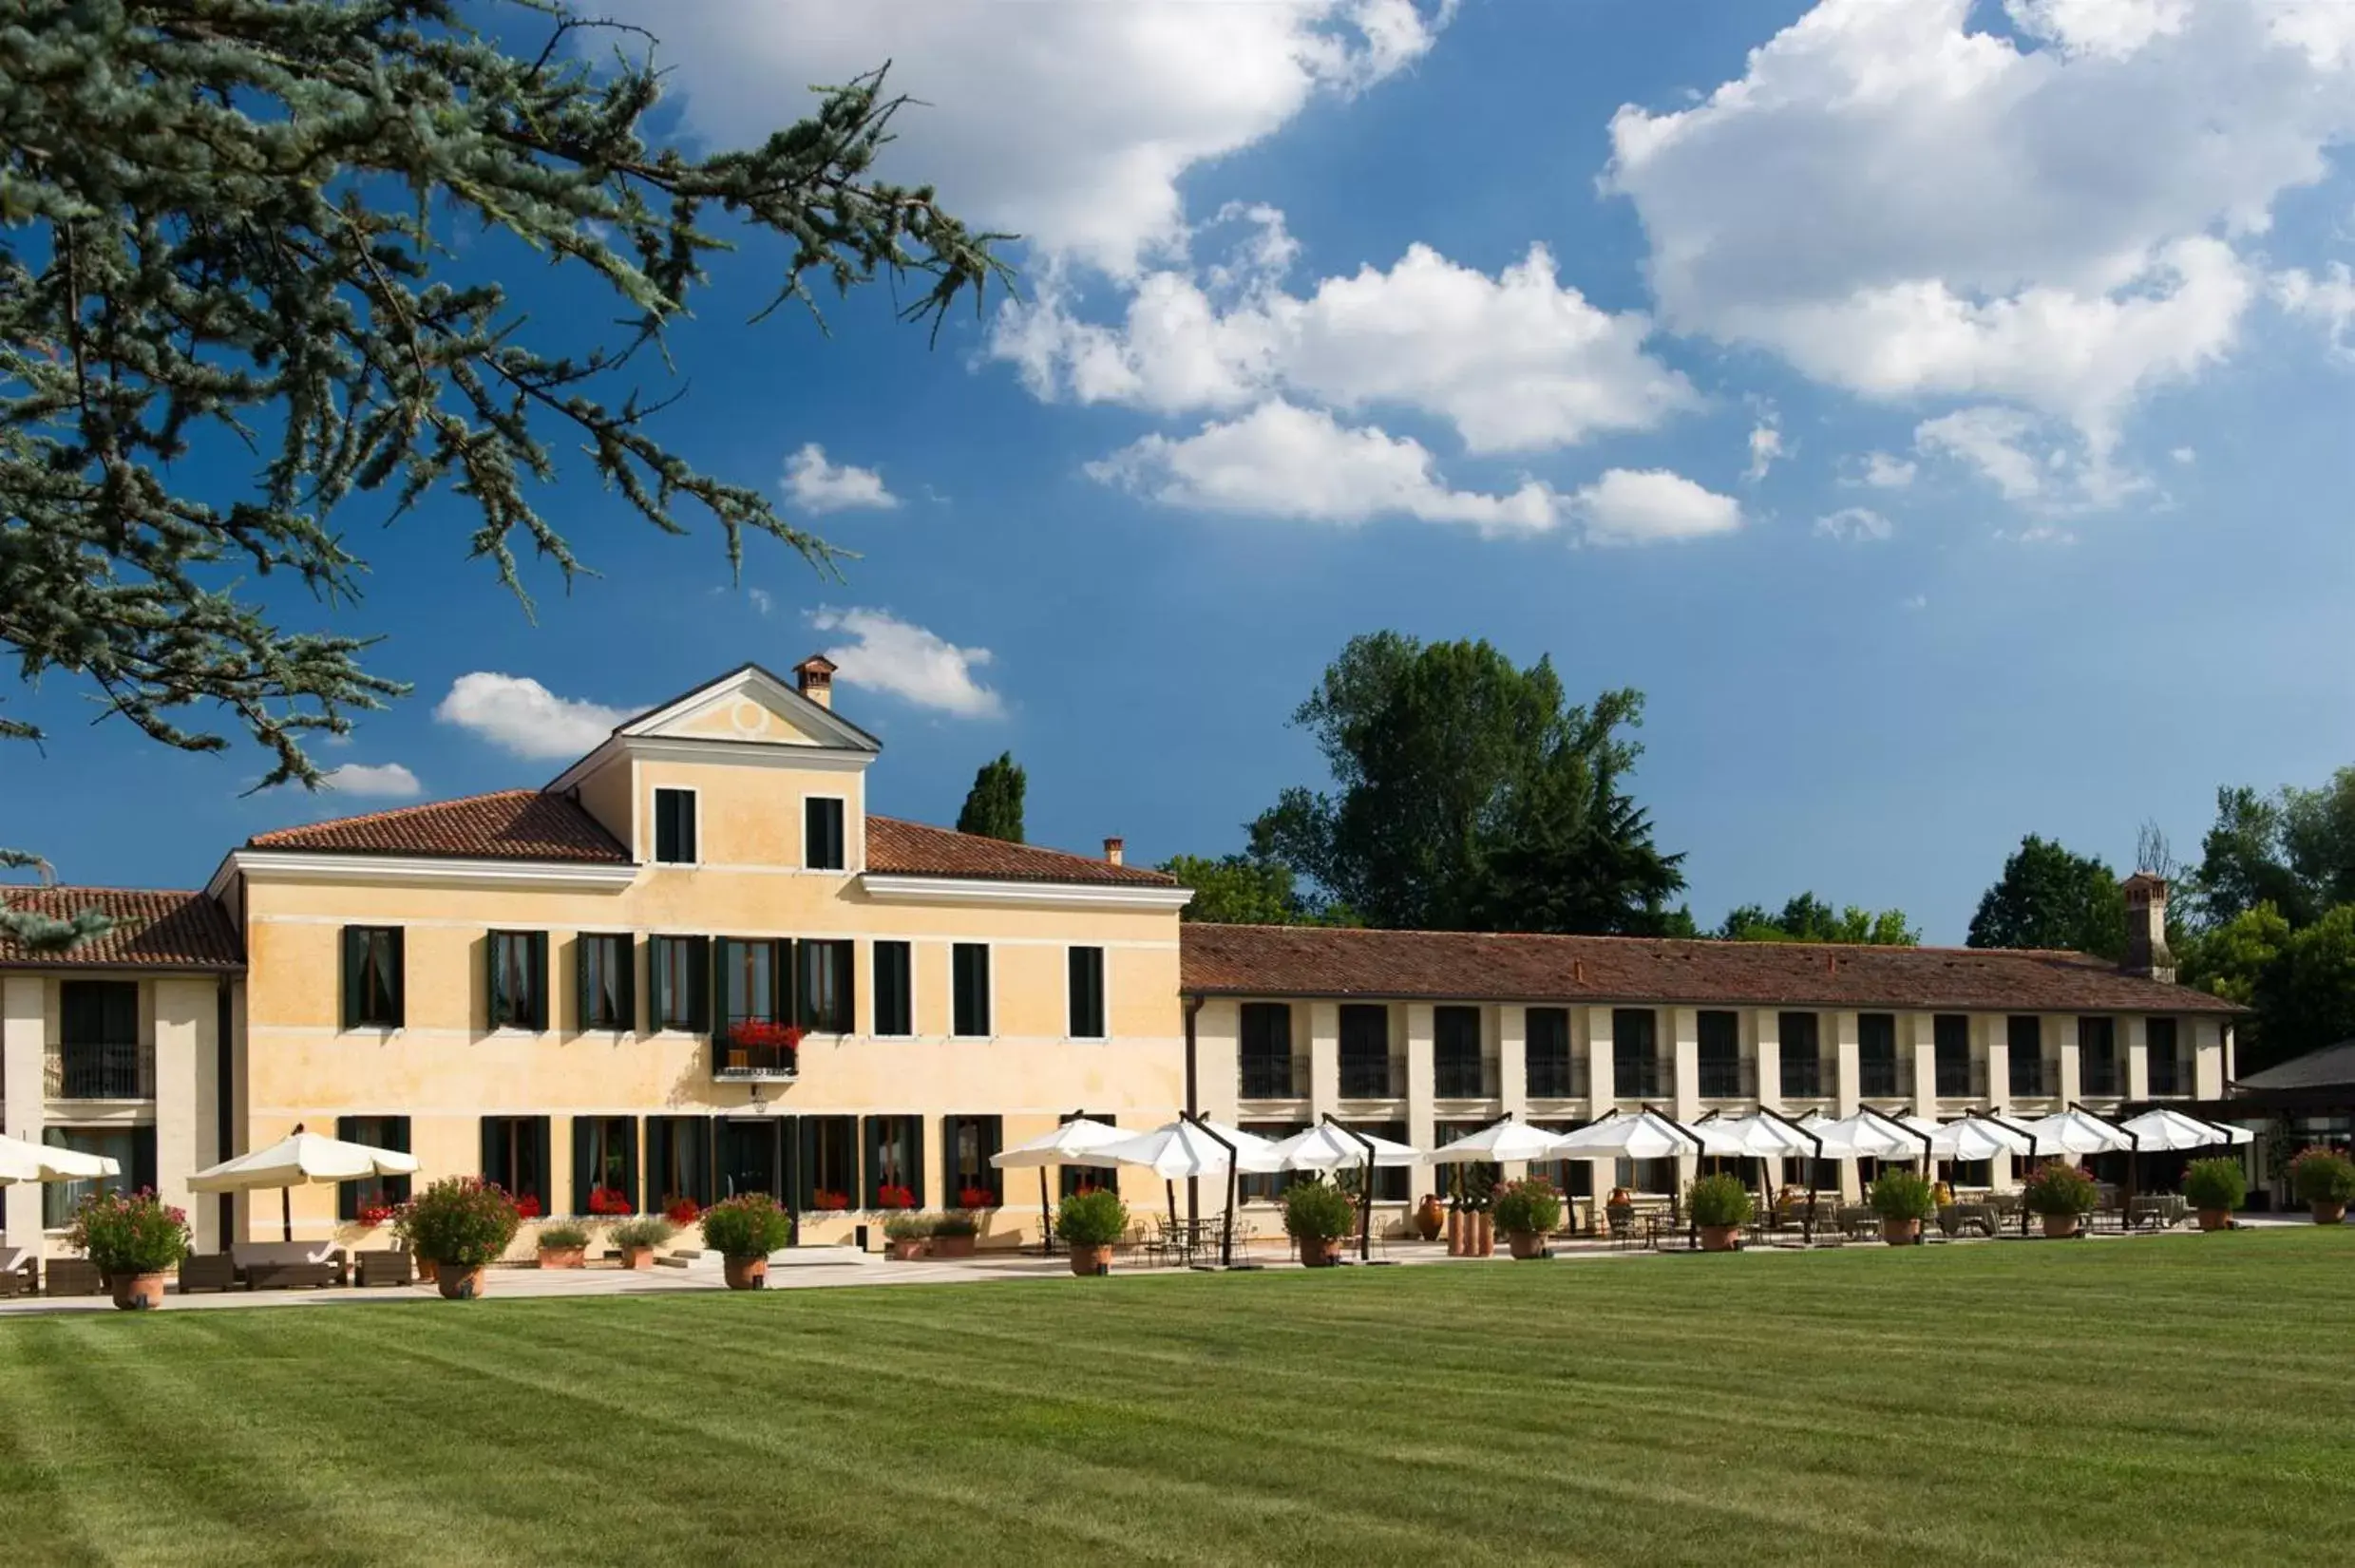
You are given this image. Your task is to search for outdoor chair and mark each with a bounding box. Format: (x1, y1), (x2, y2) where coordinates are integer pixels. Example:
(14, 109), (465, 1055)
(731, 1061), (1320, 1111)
(178, 1253), (238, 1293)
(1936, 1203), (1998, 1239)
(1837, 1204), (1879, 1239)
(235, 1240), (348, 1290)
(354, 1250), (413, 1288)
(0, 1246), (35, 1296)
(44, 1258), (104, 1296)
(1605, 1205), (1638, 1250)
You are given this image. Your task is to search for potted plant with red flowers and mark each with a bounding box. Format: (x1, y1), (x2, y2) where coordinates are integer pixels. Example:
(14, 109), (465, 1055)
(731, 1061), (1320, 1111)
(2023, 1162), (2098, 1237)
(1491, 1177), (1565, 1260)
(930, 1211), (979, 1258)
(883, 1212), (933, 1260)
(2289, 1146), (2355, 1223)
(608, 1216), (676, 1269)
(700, 1193), (793, 1289)
(728, 1019), (804, 1076)
(405, 1177), (522, 1298)
(512, 1192), (542, 1221)
(66, 1188), (190, 1310)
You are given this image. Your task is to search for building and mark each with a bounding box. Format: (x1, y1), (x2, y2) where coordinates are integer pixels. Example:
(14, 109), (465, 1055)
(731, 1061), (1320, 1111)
(0, 659), (2246, 1254)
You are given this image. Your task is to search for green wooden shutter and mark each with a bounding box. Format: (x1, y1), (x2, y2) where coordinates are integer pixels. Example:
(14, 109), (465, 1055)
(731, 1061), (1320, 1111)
(617, 937), (637, 1034)
(905, 1119), (926, 1209)
(529, 1118), (552, 1215)
(690, 937), (712, 1033)
(132, 1126), (157, 1195)
(387, 928), (406, 1027)
(571, 1117), (594, 1219)
(387, 1117), (411, 1204)
(480, 1118), (500, 1185)
(619, 1118), (639, 1212)
(574, 936), (591, 1032)
(529, 933), (550, 1031)
(863, 1117), (883, 1207)
(340, 928), (363, 1029)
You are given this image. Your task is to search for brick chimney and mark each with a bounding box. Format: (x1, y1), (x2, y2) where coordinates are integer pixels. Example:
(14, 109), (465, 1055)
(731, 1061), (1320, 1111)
(1103, 837), (1125, 866)
(792, 654), (836, 710)
(2122, 872), (2175, 982)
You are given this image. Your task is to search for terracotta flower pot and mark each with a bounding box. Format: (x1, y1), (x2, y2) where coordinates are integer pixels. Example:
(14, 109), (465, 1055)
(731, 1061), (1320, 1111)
(887, 1237), (927, 1261)
(2310, 1200), (2346, 1225)
(619, 1246), (655, 1270)
(2041, 1213), (2081, 1239)
(1882, 1218), (1920, 1247)
(536, 1245), (586, 1270)
(723, 1256), (768, 1290)
(1699, 1224), (1739, 1253)
(1297, 1237), (1341, 1268)
(1507, 1230), (1546, 1260)
(415, 1255), (438, 1283)
(435, 1264), (485, 1300)
(1445, 1209), (1464, 1256)
(1068, 1243), (1112, 1276)
(1474, 1213), (1494, 1257)
(111, 1272), (166, 1311)
(2196, 1209), (2231, 1233)
(1414, 1195), (1445, 1242)
(930, 1234), (976, 1259)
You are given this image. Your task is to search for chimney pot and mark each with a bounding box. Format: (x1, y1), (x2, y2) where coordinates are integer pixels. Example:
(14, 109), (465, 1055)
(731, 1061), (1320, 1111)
(792, 653), (837, 710)
(2121, 872), (2175, 982)
(1103, 836), (1124, 866)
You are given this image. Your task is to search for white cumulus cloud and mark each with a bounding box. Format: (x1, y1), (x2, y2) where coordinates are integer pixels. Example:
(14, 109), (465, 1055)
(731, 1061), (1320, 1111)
(1086, 400), (1559, 534)
(1815, 506), (1893, 542)
(2274, 261), (2355, 352)
(434, 674), (636, 761)
(1851, 451), (1919, 490)
(783, 444), (899, 515)
(810, 608), (1004, 719)
(318, 763), (423, 799)
(1569, 469), (1742, 546)
(1745, 421), (1784, 482)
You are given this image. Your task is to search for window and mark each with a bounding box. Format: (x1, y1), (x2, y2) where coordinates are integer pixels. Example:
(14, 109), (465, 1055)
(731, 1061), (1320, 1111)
(1434, 1006), (1486, 1097)
(1339, 1121), (1412, 1202)
(1238, 1123), (1307, 1201)
(872, 940), (913, 1036)
(57, 980), (141, 1098)
(798, 939), (854, 1033)
(2008, 1015), (2047, 1096)
(1857, 1012), (1899, 1098)
(1779, 1011), (1823, 1097)
(797, 1116), (859, 1210)
(864, 1115), (924, 1208)
(335, 1116), (411, 1219)
(340, 926), (404, 1030)
(649, 935), (711, 1032)
(43, 1127), (150, 1229)
(572, 1116), (637, 1215)
(646, 1116), (712, 1211)
(1934, 1014), (1972, 1096)
(1240, 1002), (1295, 1098)
(2080, 1016), (2119, 1096)
(480, 1116), (551, 1214)
(804, 796), (845, 871)
(1698, 1011), (1743, 1098)
(1339, 1004), (1394, 1097)
(1529, 1123), (1594, 1204)
(486, 931), (548, 1030)
(1059, 1111), (1116, 1200)
(653, 787), (697, 863)
(1526, 1007), (1576, 1098)
(715, 937), (783, 1041)
(952, 943), (991, 1037)
(577, 934), (635, 1032)
(2148, 1017), (2184, 1095)
(942, 1115), (1004, 1207)
(1067, 947), (1106, 1039)
(1433, 1119), (1499, 1198)
(1613, 1009), (1661, 1099)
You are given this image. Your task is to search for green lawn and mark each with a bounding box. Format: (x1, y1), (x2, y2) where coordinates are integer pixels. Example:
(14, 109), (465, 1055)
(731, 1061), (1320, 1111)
(3, 1232), (2352, 1566)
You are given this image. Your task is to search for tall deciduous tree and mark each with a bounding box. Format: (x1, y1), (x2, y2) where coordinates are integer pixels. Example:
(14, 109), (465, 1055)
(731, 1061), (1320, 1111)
(1719, 893), (1917, 946)
(1966, 836), (2126, 958)
(1158, 855), (1344, 926)
(0, 1), (1005, 949)
(1249, 633), (1684, 934)
(2181, 902), (2355, 1074)
(955, 753), (1026, 843)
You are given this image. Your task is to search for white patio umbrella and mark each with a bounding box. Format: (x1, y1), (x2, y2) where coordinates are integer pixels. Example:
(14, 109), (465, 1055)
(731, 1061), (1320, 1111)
(1896, 1114), (2035, 1163)
(1797, 1108), (1933, 1163)
(1690, 1111), (1822, 1229)
(2118, 1107), (2242, 1153)
(2210, 1121), (2257, 1146)
(1429, 1116), (1566, 1165)
(991, 1117), (1128, 1242)
(1551, 1107), (1702, 1162)
(1268, 1120), (1422, 1262)
(2014, 1106), (2136, 1157)
(0, 1131), (121, 1186)
(1085, 1117), (1282, 1266)
(188, 1126), (420, 1240)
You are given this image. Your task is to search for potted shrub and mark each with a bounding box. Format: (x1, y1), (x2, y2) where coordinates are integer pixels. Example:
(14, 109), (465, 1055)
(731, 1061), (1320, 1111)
(2181, 1158), (2247, 1232)
(2023, 1162), (2098, 1237)
(535, 1221), (590, 1269)
(1282, 1180), (1357, 1267)
(930, 1212), (979, 1259)
(609, 1216), (675, 1269)
(405, 1177), (522, 1298)
(1869, 1170), (1935, 1246)
(1492, 1178), (1565, 1260)
(700, 1193), (793, 1289)
(1056, 1187), (1129, 1276)
(66, 1188), (190, 1311)
(1686, 1173), (1753, 1252)
(883, 1212), (933, 1261)
(2289, 1146), (2355, 1223)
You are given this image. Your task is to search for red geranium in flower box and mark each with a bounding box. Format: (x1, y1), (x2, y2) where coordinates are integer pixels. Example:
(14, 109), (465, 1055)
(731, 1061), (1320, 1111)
(663, 1195), (702, 1225)
(513, 1193), (542, 1220)
(873, 1183), (917, 1211)
(811, 1189), (851, 1212)
(958, 1185), (997, 1209)
(587, 1185), (634, 1217)
(729, 1019), (805, 1071)
(356, 1202), (397, 1229)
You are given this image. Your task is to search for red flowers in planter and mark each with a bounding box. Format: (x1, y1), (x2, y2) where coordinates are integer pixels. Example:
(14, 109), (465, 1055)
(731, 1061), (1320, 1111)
(586, 1186), (634, 1216)
(730, 1020), (805, 1067)
(512, 1193), (542, 1220)
(356, 1202), (397, 1229)
(811, 1189), (851, 1212)
(958, 1185), (997, 1209)
(663, 1195), (702, 1225)
(873, 1184), (917, 1211)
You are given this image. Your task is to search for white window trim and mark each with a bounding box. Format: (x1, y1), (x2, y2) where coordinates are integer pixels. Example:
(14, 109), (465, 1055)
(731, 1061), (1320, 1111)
(950, 939), (994, 1040)
(574, 932), (636, 1035)
(801, 791), (850, 873)
(650, 784), (702, 868)
(869, 937), (916, 1039)
(1067, 943), (1109, 1042)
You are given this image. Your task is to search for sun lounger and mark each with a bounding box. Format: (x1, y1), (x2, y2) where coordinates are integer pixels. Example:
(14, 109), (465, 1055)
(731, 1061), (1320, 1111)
(0, 1246), (35, 1296)
(178, 1253), (238, 1293)
(44, 1258), (104, 1296)
(234, 1239), (348, 1290)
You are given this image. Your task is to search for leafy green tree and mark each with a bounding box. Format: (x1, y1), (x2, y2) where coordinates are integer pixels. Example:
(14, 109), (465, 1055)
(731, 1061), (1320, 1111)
(0, 1), (1005, 950)
(1966, 836), (2127, 957)
(1158, 855), (1348, 925)
(2282, 767), (2355, 914)
(955, 753), (1026, 843)
(2194, 786), (2314, 928)
(1249, 633), (1683, 934)
(1719, 893), (1918, 945)
(2182, 902), (2355, 1074)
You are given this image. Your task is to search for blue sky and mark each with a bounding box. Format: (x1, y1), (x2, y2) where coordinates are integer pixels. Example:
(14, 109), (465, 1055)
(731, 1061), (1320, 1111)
(9, 0), (2355, 941)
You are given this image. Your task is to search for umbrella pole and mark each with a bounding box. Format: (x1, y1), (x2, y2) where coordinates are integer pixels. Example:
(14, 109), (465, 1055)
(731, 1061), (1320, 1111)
(1039, 1168), (1052, 1256)
(1167, 1179), (1177, 1231)
(1361, 1152), (1374, 1262)
(280, 1185), (292, 1243)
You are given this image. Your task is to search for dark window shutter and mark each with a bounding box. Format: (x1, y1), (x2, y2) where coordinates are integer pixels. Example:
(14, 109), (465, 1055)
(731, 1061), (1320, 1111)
(618, 937), (637, 1034)
(796, 1120), (819, 1211)
(340, 928), (362, 1029)
(905, 1119), (926, 1209)
(530, 1117), (552, 1214)
(132, 1126), (157, 1195)
(863, 1116), (883, 1207)
(335, 1115), (359, 1220)
(387, 929), (406, 1027)
(575, 935), (591, 1032)
(572, 1118), (594, 1219)
(619, 1119), (639, 1212)
(529, 933), (549, 1031)
(386, 1117), (411, 1204)
(480, 1118), (500, 1186)
(689, 937), (712, 1033)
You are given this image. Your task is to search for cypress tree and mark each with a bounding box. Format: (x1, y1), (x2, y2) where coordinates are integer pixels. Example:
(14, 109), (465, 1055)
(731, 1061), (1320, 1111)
(957, 754), (1027, 843)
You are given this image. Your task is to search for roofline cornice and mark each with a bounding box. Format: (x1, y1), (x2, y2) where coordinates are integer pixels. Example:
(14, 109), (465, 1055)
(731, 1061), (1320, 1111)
(547, 732), (873, 794)
(221, 849), (637, 893)
(860, 874), (1194, 913)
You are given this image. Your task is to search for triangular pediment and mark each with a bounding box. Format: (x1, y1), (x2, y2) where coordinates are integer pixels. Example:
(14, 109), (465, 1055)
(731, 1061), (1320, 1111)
(617, 664), (880, 753)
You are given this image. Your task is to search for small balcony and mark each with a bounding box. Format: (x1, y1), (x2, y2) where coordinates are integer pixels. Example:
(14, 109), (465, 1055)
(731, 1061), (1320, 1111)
(1778, 1056), (1834, 1100)
(1434, 1055), (1500, 1100)
(2009, 1056), (2056, 1098)
(1339, 1052), (1406, 1099)
(1697, 1056), (1756, 1100)
(1241, 1052), (1309, 1101)
(1526, 1055), (1587, 1100)
(1856, 1057), (1903, 1100)
(2081, 1059), (2122, 1099)
(1612, 1057), (1675, 1101)
(1936, 1059), (1989, 1100)
(2148, 1054), (2191, 1097)
(47, 1040), (152, 1100)
(713, 1023), (799, 1082)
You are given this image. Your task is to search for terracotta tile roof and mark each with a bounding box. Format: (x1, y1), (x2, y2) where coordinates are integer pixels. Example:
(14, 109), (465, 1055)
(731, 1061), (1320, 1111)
(246, 790), (630, 863)
(865, 817), (1178, 886)
(1179, 923), (2244, 1015)
(0, 887), (242, 971)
